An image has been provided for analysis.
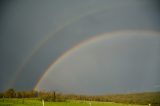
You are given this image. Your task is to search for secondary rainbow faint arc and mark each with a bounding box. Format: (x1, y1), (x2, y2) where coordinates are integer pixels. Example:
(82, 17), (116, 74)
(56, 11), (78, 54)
(6, 2), (133, 89)
(34, 30), (160, 90)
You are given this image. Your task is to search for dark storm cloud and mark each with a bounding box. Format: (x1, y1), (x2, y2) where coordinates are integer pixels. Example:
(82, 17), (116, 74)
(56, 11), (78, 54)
(0, 0), (160, 93)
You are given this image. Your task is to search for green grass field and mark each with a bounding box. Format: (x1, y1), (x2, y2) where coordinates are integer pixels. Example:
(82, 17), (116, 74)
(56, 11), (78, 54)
(0, 98), (147, 106)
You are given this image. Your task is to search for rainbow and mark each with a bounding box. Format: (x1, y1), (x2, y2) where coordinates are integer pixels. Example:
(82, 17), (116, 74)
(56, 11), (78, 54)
(34, 30), (160, 90)
(6, 2), (133, 89)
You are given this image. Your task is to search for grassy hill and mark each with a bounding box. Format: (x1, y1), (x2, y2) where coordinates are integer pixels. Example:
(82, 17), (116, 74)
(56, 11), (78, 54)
(0, 89), (160, 106)
(0, 98), (146, 106)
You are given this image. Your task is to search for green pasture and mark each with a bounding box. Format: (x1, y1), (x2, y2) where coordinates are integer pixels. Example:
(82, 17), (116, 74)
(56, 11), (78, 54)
(0, 98), (147, 106)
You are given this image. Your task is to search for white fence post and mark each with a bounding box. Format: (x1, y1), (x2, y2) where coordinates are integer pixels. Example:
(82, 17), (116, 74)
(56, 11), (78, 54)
(42, 99), (44, 106)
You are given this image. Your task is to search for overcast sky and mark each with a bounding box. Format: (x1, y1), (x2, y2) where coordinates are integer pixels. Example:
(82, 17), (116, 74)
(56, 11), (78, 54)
(0, 0), (160, 94)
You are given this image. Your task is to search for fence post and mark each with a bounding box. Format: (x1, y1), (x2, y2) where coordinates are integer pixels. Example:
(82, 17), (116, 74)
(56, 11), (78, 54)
(42, 99), (44, 106)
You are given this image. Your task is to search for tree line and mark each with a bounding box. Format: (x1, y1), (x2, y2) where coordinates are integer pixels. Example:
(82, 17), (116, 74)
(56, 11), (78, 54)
(0, 88), (38, 98)
(0, 88), (160, 105)
(0, 88), (66, 102)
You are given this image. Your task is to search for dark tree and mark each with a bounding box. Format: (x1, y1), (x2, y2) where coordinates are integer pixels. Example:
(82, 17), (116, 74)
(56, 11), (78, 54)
(4, 88), (16, 98)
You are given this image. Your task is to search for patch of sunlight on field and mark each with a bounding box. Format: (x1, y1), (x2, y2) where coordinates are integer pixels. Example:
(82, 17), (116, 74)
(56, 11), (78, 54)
(0, 99), (147, 106)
